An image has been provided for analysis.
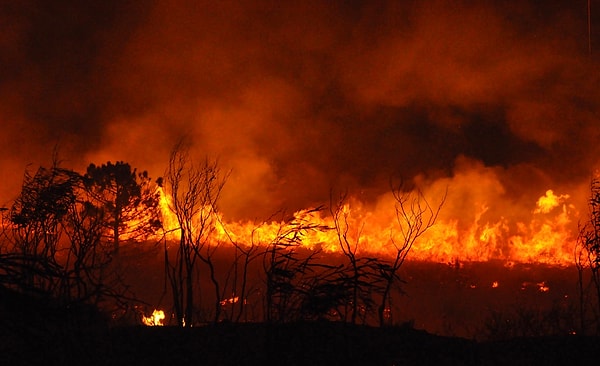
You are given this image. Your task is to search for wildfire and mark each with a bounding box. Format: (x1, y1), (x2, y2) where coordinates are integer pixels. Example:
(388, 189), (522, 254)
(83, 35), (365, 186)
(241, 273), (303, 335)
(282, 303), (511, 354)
(220, 296), (240, 306)
(533, 190), (569, 214)
(142, 309), (166, 326)
(157, 187), (181, 236)
(520, 282), (551, 292)
(152, 186), (578, 266)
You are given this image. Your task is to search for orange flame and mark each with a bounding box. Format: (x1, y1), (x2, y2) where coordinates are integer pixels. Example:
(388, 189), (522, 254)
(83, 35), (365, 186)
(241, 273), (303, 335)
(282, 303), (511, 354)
(142, 309), (165, 326)
(220, 296), (240, 306)
(533, 190), (569, 214)
(154, 185), (578, 266)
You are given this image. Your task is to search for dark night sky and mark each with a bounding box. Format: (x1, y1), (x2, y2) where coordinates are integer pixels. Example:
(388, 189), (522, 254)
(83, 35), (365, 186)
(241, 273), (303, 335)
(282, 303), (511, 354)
(1, 0), (600, 222)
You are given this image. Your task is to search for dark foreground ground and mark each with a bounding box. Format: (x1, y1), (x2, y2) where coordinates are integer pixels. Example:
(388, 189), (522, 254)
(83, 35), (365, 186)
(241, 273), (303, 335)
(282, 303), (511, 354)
(2, 320), (599, 366)
(1, 247), (597, 365)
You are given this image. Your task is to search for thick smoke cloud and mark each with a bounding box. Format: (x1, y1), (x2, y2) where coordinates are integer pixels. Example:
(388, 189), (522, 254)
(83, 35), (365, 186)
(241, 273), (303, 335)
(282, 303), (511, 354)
(1, 0), (599, 220)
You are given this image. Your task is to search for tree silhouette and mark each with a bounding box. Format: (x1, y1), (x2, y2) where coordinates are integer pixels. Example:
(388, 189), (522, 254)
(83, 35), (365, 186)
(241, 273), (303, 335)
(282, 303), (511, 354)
(220, 223), (262, 322)
(577, 178), (600, 334)
(1, 157), (132, 320)
(163, 142), (227, 326)
(261, 208), (330, 323)
(6, 160), (80, 294)
(330, 192), (385, 325)
(377, 182), (445, 327)
(84, 161), (161, 253)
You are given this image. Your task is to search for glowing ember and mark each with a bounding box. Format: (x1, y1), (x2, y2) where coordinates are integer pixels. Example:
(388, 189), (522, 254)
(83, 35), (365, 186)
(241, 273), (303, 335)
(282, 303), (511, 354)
(492, 281), (499, 288)
(142, 309), (166, 326)
(220, 296), (240, 306)
(537, 282), (550, 292)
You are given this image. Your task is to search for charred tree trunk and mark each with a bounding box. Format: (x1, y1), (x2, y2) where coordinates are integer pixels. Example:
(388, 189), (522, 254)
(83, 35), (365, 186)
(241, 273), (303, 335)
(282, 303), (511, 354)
(201, 255), (221, 323)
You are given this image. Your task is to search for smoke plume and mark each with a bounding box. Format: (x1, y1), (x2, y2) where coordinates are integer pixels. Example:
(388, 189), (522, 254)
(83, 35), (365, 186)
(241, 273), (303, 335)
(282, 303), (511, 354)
(1, 0), (599, 221)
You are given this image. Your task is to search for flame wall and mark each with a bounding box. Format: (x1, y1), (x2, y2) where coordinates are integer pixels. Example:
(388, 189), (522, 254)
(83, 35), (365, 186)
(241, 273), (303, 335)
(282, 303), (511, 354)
(1, 1), (599, 262)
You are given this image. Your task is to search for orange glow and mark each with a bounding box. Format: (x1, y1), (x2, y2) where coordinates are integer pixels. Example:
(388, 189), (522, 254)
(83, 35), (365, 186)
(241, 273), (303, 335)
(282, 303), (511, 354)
(154, 186), (577, 266)
(492, 281), (499, 288)
(142, 309), (165, 326)
(220, 296), (240, 306)
(537, 282), (550, 292)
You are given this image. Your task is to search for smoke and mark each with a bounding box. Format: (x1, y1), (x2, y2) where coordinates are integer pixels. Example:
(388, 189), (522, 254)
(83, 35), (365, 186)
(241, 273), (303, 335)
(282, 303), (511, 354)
(1, 0), (598, 220)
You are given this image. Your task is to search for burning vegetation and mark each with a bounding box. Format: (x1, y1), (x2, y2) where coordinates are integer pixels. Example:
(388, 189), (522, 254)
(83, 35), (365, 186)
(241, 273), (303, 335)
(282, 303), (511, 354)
(4, 2), (600, 362)
(1, 143), (600, 341)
